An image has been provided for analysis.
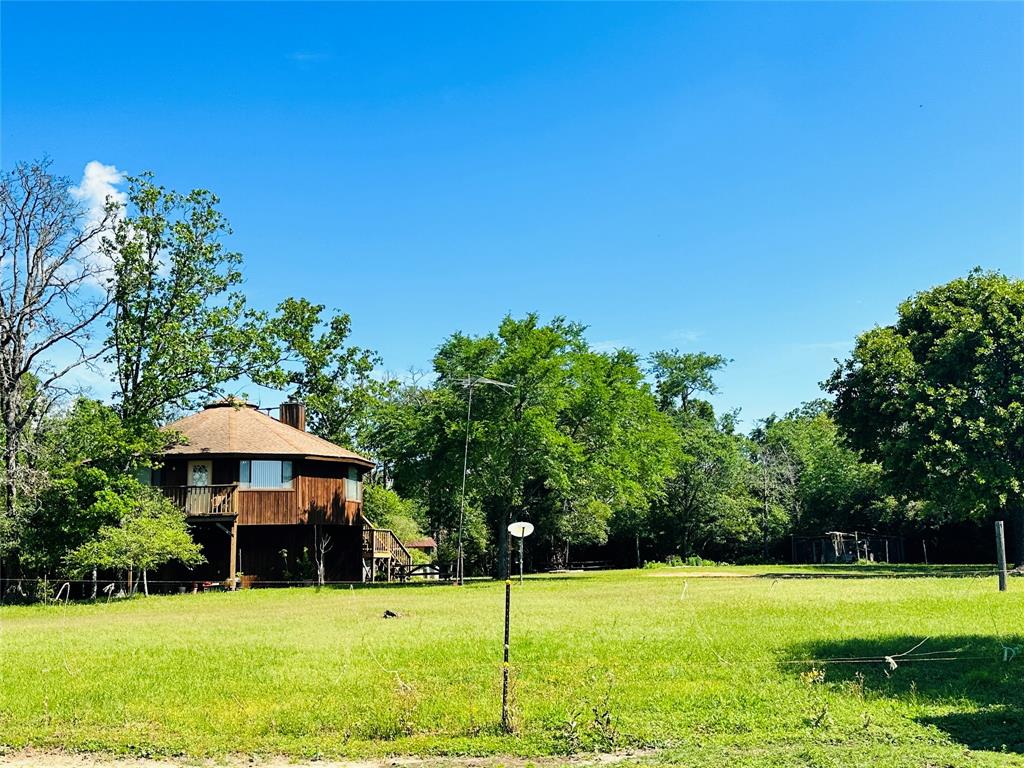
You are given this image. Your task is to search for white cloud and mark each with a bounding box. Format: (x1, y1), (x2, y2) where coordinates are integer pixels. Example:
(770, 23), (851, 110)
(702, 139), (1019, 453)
(71, 160), (125, 231)
(69, 161), (126, 277)
(664, 329), (703, 344)
(591, 339), (630, 353)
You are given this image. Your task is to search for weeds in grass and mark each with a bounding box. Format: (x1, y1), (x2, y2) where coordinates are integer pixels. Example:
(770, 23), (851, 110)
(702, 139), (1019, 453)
(809, 702), (831, 729)
(559, 708), (584, 754)
(1, 567), (1021, 765)
(555, 677), (620, 753)
(849, 671), (866, 700)
(800, 666), (825, 686)
(590, 690), (619, 751)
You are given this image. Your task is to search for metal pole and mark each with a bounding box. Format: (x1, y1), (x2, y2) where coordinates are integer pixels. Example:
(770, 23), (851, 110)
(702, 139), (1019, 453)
(501, 577), (511, 732)
(519, 537), (524, 585)
(996, 520), (1008, 592)
(456, 384), (474, 586)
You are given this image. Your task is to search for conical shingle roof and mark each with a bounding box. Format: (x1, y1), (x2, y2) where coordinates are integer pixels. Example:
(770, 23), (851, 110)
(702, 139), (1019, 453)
(162, 400), (373, 467)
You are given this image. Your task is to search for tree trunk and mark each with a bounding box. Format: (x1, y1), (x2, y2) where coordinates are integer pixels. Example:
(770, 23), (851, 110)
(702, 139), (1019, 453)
(142, 568), (149, 596)
(2, 439), (16, 547)
(636, 534), (641, 569)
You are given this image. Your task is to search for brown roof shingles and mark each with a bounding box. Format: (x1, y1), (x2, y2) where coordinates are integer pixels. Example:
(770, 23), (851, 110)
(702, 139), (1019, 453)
(406, 537), (437, 549)
(163, 400), (374, 467)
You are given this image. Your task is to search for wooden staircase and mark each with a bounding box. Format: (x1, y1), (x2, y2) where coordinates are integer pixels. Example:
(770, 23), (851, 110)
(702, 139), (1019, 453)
(361, 519), (413, 582)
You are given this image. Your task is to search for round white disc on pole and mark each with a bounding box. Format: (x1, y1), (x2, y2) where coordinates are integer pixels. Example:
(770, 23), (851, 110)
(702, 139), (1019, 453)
(508, 521), (534, 538)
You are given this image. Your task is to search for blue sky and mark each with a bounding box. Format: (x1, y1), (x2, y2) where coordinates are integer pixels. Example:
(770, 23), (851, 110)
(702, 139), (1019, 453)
(2, 2), (1022, 425)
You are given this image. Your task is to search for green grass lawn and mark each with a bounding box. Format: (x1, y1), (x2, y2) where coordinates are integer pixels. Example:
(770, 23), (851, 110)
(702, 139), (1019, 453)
(1, 566), (1022, 767)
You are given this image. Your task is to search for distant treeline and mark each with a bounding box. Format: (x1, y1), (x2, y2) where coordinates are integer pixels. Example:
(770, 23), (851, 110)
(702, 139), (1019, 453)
(1, 162), (1021, 589)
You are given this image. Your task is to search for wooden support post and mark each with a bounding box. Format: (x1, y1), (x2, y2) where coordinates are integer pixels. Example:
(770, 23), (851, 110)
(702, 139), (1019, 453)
(228, 519), (238, 590)
(996, 520), (1008, 592)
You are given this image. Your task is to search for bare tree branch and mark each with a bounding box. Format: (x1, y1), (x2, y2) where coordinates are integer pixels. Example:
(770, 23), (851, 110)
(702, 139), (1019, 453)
(0, 159), (118, 533)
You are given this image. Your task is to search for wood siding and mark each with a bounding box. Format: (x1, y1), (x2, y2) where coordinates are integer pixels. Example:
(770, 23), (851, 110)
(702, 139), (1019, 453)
(159, 456), (363, 526)
(236, 489), (297, 525)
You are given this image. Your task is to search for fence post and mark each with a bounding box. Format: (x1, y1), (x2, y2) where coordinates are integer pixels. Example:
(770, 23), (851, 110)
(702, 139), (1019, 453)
(501, 578), (512, 732)
(995, 520), (1008, 592)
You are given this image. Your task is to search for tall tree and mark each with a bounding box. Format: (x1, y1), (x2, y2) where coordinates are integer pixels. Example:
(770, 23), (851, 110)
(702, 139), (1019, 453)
(259, 297), (383, 449)
(827, 269), (1024, 560)
(104, 174), (277, 427)
(754, 402), (885, 535)
(380, 315), (677, 577)
(647, 351), (762, 561)
(0, 160), (115, 534)
(650, 350), (729, 414)
(648, 411), (757, 560)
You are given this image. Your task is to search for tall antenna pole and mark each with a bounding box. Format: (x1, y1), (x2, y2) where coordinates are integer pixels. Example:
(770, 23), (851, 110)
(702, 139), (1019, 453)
(456, 383), (474, 586)
(454, 376), (512, 586)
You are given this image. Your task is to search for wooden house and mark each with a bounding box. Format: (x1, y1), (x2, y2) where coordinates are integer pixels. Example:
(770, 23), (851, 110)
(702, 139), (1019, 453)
(147, 399), (411, 587)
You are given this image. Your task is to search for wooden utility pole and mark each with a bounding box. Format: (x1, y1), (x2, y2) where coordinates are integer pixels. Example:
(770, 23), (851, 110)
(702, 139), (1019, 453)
(995, 521), (1008, 592)
(228, 520), (238, 590)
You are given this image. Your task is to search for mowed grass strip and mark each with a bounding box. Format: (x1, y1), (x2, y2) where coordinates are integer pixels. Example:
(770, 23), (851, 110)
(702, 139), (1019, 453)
(0, 567), (1021, 766)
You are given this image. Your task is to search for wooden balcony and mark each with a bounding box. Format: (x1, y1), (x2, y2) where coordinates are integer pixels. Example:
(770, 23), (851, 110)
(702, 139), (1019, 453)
(159, 484), (238, 518)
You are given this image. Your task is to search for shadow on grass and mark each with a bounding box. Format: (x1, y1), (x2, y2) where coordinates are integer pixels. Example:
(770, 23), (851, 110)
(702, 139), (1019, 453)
(756, 564), (999, 579)
(785, 634), (1024, 753)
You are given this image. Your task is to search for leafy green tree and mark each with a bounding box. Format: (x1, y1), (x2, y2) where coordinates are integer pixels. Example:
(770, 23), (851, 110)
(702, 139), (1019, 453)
(646, 351), (763, 561)
(754, 401), (885, 535)
(650, 350), (729, 415)
(104, 174), (278, 427)
(68, 482), (204, 595)
(362, 483), (426, 544)
(649, 410), (758, 560)
(827, 269), (1024, 559)
(379, 315), (677, 576)
(17, 398), (169, 577)
(259, 297), (384, 450)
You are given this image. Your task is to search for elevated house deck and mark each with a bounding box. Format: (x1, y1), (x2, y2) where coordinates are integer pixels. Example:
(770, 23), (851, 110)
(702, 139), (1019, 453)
(148, 399), (412, 587)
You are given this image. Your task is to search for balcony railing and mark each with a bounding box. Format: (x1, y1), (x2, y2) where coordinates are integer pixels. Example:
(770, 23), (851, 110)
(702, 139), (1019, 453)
(160, 484), (238, 517)
(362, 525), (413, 567)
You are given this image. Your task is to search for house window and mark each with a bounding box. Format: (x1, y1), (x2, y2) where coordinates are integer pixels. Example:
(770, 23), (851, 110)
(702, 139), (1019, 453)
(134, 467), (162, 486)
(345, 465), (362, 502)
(239, 459), (293, 489)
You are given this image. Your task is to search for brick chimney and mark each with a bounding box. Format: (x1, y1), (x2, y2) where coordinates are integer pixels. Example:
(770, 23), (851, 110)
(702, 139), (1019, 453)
(279, 401), (306, 431)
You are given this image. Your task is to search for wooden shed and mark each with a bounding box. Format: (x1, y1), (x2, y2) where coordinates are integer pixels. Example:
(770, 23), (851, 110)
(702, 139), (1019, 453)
(148, 399), (411, 587)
